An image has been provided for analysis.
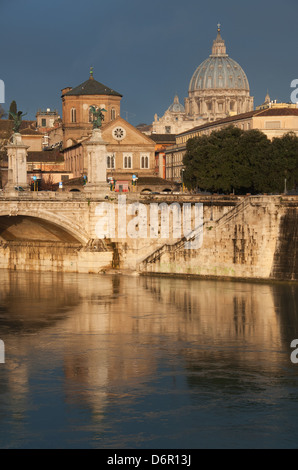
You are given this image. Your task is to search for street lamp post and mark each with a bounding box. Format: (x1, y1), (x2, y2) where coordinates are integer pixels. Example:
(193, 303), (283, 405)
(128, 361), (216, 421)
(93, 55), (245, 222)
(181, 168), (185, 193)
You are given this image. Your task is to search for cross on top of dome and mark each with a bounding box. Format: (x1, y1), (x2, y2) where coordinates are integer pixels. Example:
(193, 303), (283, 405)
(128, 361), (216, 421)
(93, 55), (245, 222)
(211, 23), (227, 57)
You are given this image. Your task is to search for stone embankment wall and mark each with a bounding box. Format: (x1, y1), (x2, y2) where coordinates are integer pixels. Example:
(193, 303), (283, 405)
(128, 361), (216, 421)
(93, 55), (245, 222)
(138, 196), (298, 281)
(0, 241), (113, 274)
(0, 193), (297, 280)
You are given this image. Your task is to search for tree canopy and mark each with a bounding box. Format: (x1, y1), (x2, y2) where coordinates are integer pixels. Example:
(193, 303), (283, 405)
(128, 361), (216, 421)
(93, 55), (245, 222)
(183, 126), (298, 194)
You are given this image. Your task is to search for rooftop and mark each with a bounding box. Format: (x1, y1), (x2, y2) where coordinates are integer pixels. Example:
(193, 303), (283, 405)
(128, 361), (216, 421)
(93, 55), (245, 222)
(62, 74), (122, 98)
(177, 107), (298, 137)
(149, 134), (176, 143)
(0, 149), (64, 164)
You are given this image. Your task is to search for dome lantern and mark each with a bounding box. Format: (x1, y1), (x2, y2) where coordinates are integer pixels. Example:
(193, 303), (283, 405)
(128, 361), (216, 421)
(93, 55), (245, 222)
(211, 24), (227, 57)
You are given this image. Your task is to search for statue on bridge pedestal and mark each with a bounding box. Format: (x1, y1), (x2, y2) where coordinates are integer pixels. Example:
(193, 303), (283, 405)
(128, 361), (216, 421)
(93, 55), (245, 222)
(5, 110), (29, 192)
(89, 106), (106, 129)
(9, 110), (27, 134)
(83, 108), (109, 195)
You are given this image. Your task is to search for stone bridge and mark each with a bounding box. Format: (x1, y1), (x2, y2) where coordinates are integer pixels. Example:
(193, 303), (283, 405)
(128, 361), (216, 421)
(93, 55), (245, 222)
(0, 192), (95, 244)
(0, 191), (297, 281)
(0, 191), (236, 274)
(0, 191), (114, 273)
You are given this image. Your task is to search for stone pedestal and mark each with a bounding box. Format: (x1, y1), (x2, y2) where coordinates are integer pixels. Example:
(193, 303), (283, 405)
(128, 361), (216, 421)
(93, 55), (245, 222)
(5, 133), (30, 191)
(83, 128), (109, 194)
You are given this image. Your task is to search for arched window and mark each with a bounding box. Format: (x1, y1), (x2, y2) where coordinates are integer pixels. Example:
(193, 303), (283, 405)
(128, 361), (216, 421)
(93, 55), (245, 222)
(141, 154), (149, 169)
(111, 108), (116, 121)
(107, 155), (115, 169)
(123, 154), (132, 169)
(71, 108), (76, 123)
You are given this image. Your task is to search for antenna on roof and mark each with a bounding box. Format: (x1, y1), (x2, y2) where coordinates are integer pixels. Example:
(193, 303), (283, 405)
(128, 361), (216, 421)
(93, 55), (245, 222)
(123, 110), (136, 121)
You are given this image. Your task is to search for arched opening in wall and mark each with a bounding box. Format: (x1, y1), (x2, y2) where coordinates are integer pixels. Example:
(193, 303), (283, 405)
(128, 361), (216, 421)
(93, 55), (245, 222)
(162, 188), (172, 193)
(71, 108), (77, 123)
(69, 189), (81, 192)
(141, 189), (152, 194)
(0, 215), (83, 244)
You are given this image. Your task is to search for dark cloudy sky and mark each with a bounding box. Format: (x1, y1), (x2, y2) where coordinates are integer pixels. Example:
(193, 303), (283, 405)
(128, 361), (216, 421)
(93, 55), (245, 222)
(0, 0), (297, 126)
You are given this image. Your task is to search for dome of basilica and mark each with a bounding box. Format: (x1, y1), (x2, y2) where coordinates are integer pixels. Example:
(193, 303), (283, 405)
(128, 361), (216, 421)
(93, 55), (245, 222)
(184, 25), (254, 122)
(189, 27), (250, 93)
(189, 56), (250, 92)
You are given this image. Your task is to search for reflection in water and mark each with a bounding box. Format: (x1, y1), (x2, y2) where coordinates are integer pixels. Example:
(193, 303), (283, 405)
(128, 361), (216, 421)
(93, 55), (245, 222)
(0, 271), (298, 448)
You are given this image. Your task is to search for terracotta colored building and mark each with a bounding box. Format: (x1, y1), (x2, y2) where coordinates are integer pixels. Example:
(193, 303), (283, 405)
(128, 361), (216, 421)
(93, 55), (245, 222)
(63, 116), (156, 189)
(149, 134), (176, 179)
(61, 69), (122, 148)
(0, 149), (73, 189)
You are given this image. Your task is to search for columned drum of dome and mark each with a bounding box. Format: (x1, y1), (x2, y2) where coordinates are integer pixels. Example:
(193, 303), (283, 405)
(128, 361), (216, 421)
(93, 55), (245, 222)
(185, 26), (254, 122)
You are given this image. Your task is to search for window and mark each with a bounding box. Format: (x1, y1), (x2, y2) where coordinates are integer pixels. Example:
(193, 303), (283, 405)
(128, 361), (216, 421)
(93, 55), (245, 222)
(107, 154), (115, 169)
(141, 154), (149, 169)
(61, 175), (69, 182)
(123, 153), (132, 169)
(41, 118), (46, 127)
(165, 126), (171, 134)
(71, 108), (76, 123)
(111, 108), (116, 120)
(265, 121), (281, 129)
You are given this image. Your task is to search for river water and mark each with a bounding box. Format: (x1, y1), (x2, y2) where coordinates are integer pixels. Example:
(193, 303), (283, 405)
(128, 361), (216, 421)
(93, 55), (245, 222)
(0, 270), (298, 449)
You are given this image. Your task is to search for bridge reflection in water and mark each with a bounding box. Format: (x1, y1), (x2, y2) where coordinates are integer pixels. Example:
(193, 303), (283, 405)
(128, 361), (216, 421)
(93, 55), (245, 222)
(0, 271), (298, 448)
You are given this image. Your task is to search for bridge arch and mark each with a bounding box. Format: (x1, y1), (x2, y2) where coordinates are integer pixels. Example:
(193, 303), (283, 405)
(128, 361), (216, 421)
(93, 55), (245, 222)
(0, 208), (89, 245)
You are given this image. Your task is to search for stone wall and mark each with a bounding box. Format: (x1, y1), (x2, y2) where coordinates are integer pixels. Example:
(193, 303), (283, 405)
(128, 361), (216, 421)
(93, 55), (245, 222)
(138, 196), (298, 281)
(0, 192), (297, 281)
(0, 241), (113, 274)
